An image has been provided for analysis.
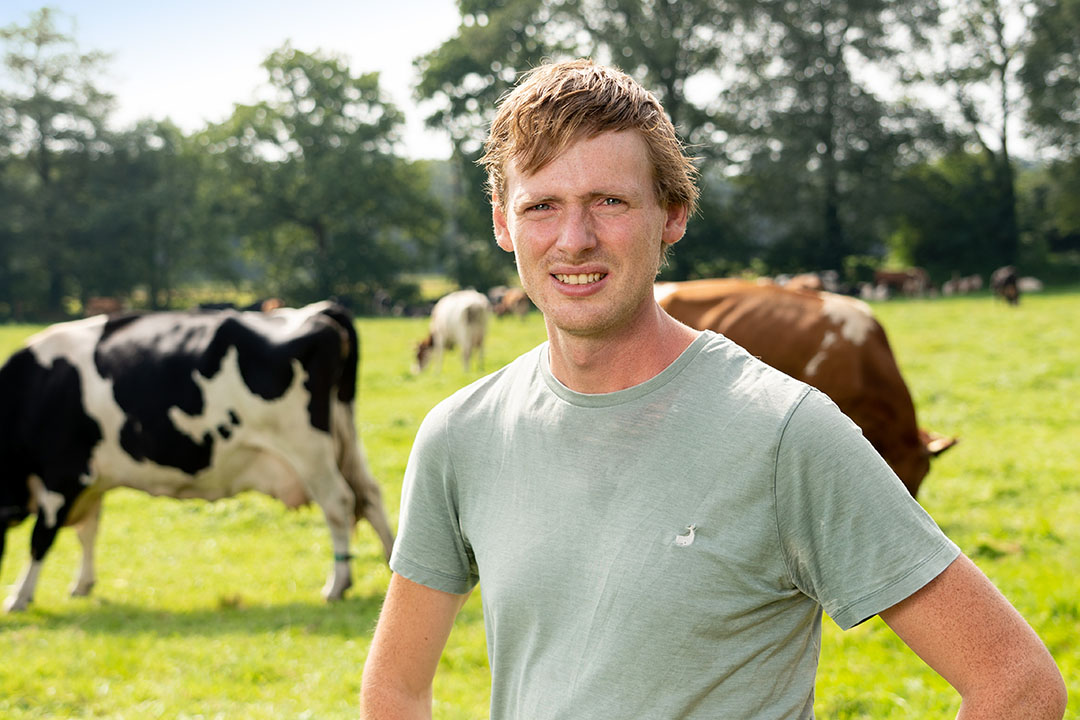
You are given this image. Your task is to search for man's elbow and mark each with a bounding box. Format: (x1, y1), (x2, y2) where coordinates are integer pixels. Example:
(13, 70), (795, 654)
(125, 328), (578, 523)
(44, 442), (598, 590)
(360, 671), (433, 720)
(965, 655), (1068, 719)
(1020, 659), (1068, 719)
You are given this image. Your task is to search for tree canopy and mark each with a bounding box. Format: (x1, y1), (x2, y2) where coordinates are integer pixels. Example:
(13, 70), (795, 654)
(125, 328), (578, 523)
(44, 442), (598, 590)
(1, 2), (1077, 321)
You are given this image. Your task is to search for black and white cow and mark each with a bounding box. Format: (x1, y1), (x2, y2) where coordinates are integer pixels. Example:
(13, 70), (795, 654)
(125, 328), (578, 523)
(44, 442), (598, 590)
(0, 301), (394, 611)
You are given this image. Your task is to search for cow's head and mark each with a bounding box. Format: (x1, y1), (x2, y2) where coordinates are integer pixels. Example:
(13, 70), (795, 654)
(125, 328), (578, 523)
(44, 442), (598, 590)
(414, 335), (435, 373)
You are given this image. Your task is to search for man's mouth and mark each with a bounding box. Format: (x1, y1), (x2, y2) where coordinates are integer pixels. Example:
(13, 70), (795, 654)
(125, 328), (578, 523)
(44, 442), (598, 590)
(554, 272), (606, 285)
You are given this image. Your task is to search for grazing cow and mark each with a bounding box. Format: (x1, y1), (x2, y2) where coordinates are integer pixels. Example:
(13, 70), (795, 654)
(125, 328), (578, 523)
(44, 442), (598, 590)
(1017, 276), (1043, 293)
(656, 279), (956, 497)
(197, 298), (285, 313)
(942, 274), (983, 296)
(415, 290), (491, 373)
(494, 287), (533, 318)
(783, 273), (825, 292)
(873, 267), (931, 297)
(0, 301), (395, 612)
(990, 265), (1020, 305)
(83, 296), (126, 317)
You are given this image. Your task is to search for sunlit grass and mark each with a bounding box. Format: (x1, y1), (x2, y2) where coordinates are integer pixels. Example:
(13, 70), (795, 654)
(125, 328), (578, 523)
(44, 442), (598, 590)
(2, 290), (1078, 718)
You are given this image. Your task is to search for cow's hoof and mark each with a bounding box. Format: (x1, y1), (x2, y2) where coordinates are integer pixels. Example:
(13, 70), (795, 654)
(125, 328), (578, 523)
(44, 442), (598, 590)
(3, 595), (29, 613)
(322, 578), (352, 602)
(69, 580), (95, 597)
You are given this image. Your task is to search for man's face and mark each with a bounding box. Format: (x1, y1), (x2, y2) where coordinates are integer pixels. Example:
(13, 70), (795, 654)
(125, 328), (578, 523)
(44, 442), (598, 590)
(493, 130), (687, 340)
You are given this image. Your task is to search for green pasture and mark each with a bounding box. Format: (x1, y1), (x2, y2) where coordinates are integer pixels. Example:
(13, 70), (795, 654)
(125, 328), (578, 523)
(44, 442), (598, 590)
(1, 290), (1078, 719)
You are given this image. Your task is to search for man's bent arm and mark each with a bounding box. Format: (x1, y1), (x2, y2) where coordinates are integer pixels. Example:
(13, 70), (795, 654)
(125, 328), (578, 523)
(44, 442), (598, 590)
(880, 553), (1066, 719)
(361, 573), (471, 719)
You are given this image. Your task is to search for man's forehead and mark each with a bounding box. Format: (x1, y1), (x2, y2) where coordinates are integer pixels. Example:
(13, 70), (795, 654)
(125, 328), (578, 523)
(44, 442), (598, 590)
(503, 130), (654, 196)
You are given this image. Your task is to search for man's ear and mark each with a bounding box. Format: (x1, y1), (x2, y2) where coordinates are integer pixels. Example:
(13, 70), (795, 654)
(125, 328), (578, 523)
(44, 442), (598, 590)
(661, 203), (690, 247)
(492, 195), (515, 253)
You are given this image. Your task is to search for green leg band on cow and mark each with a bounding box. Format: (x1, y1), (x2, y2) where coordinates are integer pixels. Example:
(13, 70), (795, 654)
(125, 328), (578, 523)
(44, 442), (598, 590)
(334, 553), (353, 562)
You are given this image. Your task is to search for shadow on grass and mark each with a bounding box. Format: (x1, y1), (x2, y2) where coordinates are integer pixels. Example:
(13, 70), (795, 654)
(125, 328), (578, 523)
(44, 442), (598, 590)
(0, 591), (385, 639)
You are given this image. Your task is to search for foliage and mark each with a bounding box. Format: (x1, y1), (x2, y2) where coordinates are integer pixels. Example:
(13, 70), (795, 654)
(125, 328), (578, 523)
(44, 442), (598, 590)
(0, 7), (114, 317)
(716, 0), (948, 272)
(906, 0), (1038, 267)
(2, 3), (1079, 321)
(2, 291), (1079, 717)
(207, 45), (442, 309)
(1020, 0), (1080, 153)
(888, 149), (1011, 279)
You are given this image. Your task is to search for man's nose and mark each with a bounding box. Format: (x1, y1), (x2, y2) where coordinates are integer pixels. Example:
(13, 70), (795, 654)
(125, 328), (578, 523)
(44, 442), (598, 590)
(554, 207), (597, 255)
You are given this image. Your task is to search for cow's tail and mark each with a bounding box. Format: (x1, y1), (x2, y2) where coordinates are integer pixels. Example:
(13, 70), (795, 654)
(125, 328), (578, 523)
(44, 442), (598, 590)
(312, 302), (359, 404)
(332, 401), (394, 562)
(0, 350), (36, 569)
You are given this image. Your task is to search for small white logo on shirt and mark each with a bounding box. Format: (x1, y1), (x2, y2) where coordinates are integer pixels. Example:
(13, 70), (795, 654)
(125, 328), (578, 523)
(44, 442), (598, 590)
(674, 524), (697, 547)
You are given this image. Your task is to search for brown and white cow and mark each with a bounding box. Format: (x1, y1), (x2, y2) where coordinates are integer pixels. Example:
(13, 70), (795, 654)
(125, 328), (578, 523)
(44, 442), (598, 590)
(0, 301), (394, 611)
(493, 287), (533, 318)
(873, 267), (931, 298)
(415, 289), (492, 373)
(656, 279), (955, 497)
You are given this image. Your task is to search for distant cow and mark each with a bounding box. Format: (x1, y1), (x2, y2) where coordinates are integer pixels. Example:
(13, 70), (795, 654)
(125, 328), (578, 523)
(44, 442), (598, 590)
(0, 302), (394, 612)
(874, 268), (931, 298)
(990, 266), (1020, 305)
(415, 290), (491, 373)
(656, 279), (955, 497)
(1017, 276), (1043, 293)
(942, 274), (983, 296)
(83, 296), (126, 317)
(494, 287), (532, 318)
(783, 273), (825, 293)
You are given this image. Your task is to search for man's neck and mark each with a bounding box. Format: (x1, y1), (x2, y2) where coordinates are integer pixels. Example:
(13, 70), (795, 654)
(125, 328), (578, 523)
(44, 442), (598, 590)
(545, 306), (698, 394)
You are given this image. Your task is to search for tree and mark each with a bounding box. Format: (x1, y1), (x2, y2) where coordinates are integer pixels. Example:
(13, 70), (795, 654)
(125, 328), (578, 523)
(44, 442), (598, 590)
(889, 150), (1010, 280)
(1020, 0), (1080, 153)
(909, 0), (1033, 268)
(213, 44), (441, 307)
(0, 7), (114, 317)
(1019, 0), (1080, 268)
(83, 121), (226, 309)
(711, 0), (947, 273)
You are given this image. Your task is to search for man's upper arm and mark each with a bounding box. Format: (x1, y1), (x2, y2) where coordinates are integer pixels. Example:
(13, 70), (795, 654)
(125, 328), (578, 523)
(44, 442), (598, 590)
(361, 573), (471, 719)
(880, 553), (1066, 718)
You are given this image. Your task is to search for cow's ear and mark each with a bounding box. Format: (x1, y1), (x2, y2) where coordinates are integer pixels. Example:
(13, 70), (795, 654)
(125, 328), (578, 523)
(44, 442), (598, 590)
(492, 195), (514, 253)
(661, 202), (689, 247)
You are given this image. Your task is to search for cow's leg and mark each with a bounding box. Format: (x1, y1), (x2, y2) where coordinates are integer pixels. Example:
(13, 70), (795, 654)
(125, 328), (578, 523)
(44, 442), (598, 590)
(307, 462), (357, 602)
(319, 496), (354, 602)
(69, 496), (102, 597)
(4, 505), (69, 612)
(350, 438), (395, 562)
(332, 405), (395, 562)
(462, 345), (473, 372)
(361, 498), (395, 563)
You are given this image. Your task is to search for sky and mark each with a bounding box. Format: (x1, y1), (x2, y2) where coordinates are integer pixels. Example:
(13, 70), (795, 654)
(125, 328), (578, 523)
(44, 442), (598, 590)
(1, 0), (462, 159)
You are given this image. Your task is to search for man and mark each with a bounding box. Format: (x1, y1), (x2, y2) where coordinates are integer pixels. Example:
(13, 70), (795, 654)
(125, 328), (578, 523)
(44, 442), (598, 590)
(361, 60), (1065, 718)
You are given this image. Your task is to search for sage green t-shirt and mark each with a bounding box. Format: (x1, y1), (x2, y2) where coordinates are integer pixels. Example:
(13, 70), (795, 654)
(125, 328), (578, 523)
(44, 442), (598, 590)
(391, 331), (959, 719)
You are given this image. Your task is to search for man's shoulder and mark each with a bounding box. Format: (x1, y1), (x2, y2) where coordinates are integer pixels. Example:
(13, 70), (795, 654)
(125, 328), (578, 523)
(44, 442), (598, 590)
(691, 331), (813, 410)
(426, 343), (545, 422)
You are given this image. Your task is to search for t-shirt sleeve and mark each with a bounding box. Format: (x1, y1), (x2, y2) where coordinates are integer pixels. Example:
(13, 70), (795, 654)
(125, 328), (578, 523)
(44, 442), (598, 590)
(774, 389), (960, 630)
(389, 402), (479, 595)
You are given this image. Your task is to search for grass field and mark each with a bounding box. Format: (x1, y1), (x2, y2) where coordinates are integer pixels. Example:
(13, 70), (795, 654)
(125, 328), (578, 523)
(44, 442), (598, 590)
(1, 290), (1077, 719)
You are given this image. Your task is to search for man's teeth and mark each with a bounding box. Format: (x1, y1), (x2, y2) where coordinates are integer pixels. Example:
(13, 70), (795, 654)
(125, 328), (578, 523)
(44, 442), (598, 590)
(555, 273), (605, 285)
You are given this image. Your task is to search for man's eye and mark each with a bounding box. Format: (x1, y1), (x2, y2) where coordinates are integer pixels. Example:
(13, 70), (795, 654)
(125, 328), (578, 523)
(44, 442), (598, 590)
(527, 203), (551, 212)
(602, 197), (622, 206)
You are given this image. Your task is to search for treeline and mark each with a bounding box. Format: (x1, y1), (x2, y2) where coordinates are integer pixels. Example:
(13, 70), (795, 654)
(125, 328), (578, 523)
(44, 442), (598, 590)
(2, 2), (1078, 321)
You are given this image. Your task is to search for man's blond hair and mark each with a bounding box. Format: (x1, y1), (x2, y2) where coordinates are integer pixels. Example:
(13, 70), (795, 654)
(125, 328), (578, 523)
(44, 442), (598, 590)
(481, 59), (699, 215)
